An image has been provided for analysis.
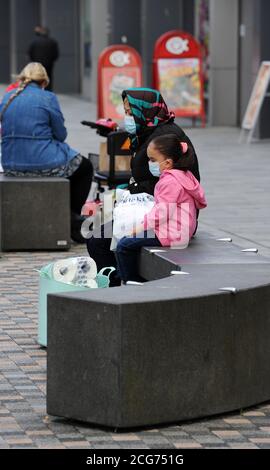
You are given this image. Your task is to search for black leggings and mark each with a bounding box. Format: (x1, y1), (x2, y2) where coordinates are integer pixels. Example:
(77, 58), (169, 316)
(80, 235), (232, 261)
(87, 223), (121, 286)
(68, 157), (93, 215)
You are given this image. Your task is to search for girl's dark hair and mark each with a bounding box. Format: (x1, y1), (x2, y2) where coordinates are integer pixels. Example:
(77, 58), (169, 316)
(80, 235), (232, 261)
(151, 133), (195, 171)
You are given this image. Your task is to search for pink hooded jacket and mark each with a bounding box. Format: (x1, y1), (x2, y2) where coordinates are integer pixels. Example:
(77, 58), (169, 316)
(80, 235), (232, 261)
(144, 169), (207, 247)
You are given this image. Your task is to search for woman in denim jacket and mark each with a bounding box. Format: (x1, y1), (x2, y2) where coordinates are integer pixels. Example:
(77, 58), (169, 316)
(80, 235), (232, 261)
(0, 62), (93, 242)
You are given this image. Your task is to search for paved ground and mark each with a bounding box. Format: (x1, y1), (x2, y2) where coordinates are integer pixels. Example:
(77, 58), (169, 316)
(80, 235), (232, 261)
(0, 85), (270, 449)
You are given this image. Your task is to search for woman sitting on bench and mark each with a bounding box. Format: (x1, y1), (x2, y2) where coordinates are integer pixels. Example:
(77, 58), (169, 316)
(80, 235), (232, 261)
(116, 134), (207, 283)
(87, 88), (202, 284)
(0, 62), (93, 243)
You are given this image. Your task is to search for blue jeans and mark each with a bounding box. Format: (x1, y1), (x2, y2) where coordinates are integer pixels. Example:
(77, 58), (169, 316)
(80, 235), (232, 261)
(116, 231), (162, 283)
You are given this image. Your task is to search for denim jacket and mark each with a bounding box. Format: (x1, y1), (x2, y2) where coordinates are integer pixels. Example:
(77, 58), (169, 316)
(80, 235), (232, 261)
(0, 83), (78, 171)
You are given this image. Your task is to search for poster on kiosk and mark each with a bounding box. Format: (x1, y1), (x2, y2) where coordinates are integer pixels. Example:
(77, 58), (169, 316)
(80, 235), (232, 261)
(98, 45), (142, 120)
(153, 30), (206, 126)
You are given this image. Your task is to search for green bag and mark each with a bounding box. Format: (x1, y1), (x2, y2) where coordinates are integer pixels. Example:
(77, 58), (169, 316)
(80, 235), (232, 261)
(37, 264), (115, 347)
(96, 267), (116, 288)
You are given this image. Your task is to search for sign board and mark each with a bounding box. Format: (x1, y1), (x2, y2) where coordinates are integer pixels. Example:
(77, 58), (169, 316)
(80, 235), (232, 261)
(98, 45), (142, 120)
(153, 30), (205, 125)
(241, 62), (270, 139)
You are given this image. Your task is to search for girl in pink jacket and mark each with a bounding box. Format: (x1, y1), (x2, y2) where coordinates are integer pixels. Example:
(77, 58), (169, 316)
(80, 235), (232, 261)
(116, 133), (207, 283)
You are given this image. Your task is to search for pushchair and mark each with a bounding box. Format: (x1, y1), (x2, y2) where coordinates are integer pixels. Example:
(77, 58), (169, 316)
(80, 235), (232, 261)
(81, 118), (132, 190)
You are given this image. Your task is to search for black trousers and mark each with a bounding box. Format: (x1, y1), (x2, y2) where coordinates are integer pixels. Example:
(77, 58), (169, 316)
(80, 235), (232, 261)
(46, 66), (54, 92)
(86, 223), (121, 286)
(68, 157), (93, 215)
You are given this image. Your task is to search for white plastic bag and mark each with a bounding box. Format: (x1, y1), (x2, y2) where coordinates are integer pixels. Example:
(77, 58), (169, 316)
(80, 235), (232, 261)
(112, 190), (154, 241)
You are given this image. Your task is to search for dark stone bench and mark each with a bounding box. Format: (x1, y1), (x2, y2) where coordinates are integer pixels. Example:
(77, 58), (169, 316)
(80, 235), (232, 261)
(0, 175), (70, 251)
(139, 232), (269, 280)
(46, 232), (270, 429)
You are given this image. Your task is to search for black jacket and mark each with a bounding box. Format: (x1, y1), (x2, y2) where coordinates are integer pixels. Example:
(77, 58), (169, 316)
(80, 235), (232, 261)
(28, 35), (59, 72)
(129, 122), (200, 195)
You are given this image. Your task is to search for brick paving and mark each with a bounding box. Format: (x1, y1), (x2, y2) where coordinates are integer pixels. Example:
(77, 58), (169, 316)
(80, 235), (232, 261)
(1, 86), (270, 448)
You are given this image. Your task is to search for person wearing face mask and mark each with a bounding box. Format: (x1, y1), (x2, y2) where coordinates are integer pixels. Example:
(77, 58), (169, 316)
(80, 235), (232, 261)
(122, 88), (200, 196)
(86, 90), (201, 285)
(115, 134), (207, 284)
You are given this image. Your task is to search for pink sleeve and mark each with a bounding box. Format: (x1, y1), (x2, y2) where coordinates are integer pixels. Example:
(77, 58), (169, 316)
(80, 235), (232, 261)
(144, 176), (183, 230)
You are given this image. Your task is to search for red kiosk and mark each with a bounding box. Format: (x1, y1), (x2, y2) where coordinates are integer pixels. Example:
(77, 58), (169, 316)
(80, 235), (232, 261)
(98, 45), (143, 120)
(153, 30), (206, 126)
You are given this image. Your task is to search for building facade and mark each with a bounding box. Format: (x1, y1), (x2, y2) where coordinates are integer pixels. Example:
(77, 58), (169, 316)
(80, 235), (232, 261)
(0, 0), (269, 136)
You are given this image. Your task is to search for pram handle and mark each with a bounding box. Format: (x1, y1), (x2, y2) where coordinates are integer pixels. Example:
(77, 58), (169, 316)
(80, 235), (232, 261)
(81, 120), (94, 127)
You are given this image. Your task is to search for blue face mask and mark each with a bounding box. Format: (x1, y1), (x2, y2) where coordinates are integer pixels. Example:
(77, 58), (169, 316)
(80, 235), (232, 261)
(148, 161), (161, 177)
(124, 115), (137, 135)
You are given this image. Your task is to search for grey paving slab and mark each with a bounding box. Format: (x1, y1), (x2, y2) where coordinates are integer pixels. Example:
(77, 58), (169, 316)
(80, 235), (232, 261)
(0, 85), (270, 447)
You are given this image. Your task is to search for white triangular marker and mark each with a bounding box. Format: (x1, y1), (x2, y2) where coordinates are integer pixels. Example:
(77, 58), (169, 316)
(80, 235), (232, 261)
(216, 238), (232, 242)
(171, 271), (190, 275)
(219, 287), (238, 294)
(126, 281), (144, 286)
(241, 248), (258, 253)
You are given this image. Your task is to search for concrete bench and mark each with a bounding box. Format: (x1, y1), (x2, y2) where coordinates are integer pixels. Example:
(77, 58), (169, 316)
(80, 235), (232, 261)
(0, 175), (71, 251)
(139, 233), (269, 280)
(46, 232), (270, 429)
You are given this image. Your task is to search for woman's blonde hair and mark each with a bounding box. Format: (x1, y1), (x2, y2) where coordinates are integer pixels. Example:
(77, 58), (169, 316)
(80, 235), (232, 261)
(0, 63), (50, 121)
(18, 62), (50, 87)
